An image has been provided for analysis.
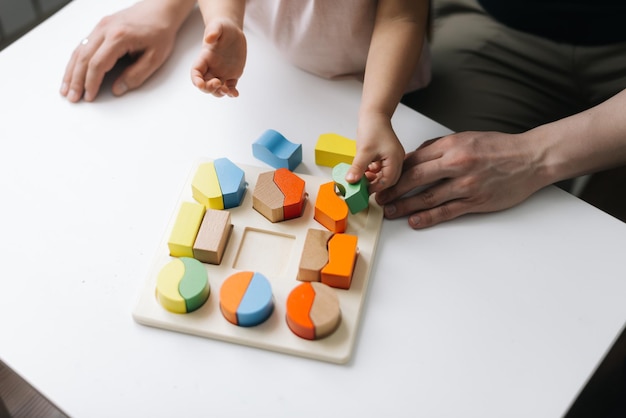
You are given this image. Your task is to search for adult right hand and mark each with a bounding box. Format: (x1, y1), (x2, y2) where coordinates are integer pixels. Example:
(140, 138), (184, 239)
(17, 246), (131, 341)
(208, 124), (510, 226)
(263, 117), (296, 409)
(60, 0), (192, 102)
(375, 131), (549, 229)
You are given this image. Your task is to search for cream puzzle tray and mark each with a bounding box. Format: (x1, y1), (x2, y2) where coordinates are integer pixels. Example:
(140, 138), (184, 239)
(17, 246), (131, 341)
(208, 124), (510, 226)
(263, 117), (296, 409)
(133, 160), (383, 364)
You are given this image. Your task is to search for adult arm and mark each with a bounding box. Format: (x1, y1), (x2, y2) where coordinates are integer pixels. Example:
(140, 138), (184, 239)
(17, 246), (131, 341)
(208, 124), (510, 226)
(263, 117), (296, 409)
(376, 88), (626, 228)
(60, 0), (196, 102)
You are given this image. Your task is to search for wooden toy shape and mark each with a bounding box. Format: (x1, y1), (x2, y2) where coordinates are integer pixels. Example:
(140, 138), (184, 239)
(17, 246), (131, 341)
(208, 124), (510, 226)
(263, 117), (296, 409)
(252, 171), (285, 223)
(219, 271), (274, 327)
(252, 169), (307, 223)
(252, 129), (302, 171)
(332, 162), (369, 214)
(273, 168), (306, 220)
(213, 158), (247, 209)
(156, 257), (210, 314)
(286, 282), (341, 340)
(314, 182), (348, 233)
(192, 162), (224, 210)
(298, 228), (334, 282)
(321, 233), (359, 290)
(133, 161), (386, 364)
(193, 209), (233, 265)
(168, 201), (206, 258)
(315, 133), (356, 168)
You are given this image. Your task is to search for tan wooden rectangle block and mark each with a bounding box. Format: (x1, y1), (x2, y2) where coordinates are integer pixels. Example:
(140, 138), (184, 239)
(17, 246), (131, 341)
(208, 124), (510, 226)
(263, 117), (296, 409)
(193, 209), (232, 265)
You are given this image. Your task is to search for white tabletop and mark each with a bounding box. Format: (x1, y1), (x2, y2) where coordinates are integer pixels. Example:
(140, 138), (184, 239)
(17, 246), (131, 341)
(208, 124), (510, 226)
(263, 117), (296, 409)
(2, 1), (626, 417)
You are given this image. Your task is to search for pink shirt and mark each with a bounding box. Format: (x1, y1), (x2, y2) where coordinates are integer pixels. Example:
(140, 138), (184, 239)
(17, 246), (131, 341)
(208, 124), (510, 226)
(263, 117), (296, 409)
(244, 0), (431, 92)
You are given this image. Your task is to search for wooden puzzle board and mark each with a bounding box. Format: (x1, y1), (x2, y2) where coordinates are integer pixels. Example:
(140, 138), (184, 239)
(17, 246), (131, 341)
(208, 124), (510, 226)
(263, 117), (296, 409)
(133, 160), (384, 364)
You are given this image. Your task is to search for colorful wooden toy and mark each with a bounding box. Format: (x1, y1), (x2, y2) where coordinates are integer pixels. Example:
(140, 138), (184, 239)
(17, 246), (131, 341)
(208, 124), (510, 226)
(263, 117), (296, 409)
(252, 171), (285, 223)
(285, 282), (341, 340)
(314, 133), (356, 168)
(191, 161), (223, 210)
(252, 129), (302, 171)
(298, 228), (358, 289)
(192, 159), (247, 210)
(273, 168), (306, 220)
(193, 208), (233, 265)
(321, 233), (359, 290)
(219, 271), (274, 327)
(214, 157), (247, 209)
(168, 201), (206, 258)
(332, 162), (369, 214)
(297, 228), (333, 282)
(314, 181), (348, 233)
(252, 169), (306, 223)
(156, 257), (210, 314)
(133, 161), (386, 364)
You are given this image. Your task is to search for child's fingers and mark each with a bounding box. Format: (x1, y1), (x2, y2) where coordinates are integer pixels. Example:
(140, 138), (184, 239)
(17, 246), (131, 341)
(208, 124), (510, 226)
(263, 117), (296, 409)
(346, 149), (376, 184)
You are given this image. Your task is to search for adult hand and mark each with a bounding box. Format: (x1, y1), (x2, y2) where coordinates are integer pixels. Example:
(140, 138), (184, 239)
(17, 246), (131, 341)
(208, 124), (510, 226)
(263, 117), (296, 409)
(375, 131), (548, 229)
(60, 1), (190, 102)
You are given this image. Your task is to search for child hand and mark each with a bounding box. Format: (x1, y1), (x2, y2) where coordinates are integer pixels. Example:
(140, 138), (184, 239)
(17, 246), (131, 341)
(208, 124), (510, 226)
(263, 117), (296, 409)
(191, 18), (247, 97)
(346, 113), (405, 194)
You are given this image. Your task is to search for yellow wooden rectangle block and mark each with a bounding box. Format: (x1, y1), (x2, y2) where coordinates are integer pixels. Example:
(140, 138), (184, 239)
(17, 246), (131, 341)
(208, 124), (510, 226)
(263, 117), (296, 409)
(193, 208), (232, 265)
(315, 133), (356, 168)
(168, 201), (206, 257)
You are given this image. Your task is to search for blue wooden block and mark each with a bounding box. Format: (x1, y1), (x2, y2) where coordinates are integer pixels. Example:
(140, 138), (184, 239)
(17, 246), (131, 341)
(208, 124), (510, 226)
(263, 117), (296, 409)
(236, 272), (274, 327)
(214, 158), (247, 209)
(252, 129), (302, 171)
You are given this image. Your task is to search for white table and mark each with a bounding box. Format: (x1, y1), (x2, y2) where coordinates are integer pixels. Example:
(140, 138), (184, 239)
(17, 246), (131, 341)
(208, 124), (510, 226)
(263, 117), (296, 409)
(1, 1), (625, 417)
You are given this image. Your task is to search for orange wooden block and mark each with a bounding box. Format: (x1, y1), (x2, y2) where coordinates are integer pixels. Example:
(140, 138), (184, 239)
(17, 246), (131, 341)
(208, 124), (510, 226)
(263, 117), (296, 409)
(286, 282), (340, 340)
(298, 228), (334, 282)
(285, 282), (316, 340)
(273, 168), (306, 220)
(252, 171), (285, 223)
(321, 233), (358, 289)
(314, 182), (348, 233)
(219, 271), (254, 325)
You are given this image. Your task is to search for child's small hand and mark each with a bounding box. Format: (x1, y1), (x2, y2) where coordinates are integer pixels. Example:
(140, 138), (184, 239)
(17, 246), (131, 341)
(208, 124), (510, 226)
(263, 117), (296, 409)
(191, 19), (247, 97)
(346, 113), (405, 194)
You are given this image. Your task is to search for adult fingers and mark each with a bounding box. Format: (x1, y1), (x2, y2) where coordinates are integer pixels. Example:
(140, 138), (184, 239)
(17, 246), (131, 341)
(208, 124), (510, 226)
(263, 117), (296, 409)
(60, 43), (80, 97)
(380, 178), (459, 219)
(82, 39), (132, 101)
(62, 35), (105, 102)
(375, 157), (447, 205)
(406, 199), (472, 229)
(381, 179), (477, 229)
(403, 137), (445, 167)
(111, 50), (166, 96)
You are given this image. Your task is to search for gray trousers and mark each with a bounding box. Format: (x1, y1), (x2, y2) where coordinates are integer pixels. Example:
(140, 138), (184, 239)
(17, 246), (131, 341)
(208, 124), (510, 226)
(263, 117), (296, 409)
(403, 0), (626, 134)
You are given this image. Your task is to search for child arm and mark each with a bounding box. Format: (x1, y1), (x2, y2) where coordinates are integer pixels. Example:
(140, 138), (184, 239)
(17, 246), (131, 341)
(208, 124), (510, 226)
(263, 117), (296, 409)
(192, 0), (247, 97)
(346, 0), (429, 192)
